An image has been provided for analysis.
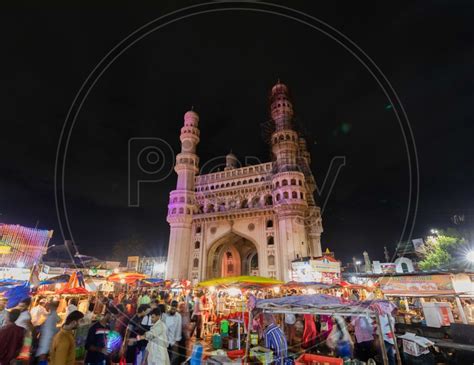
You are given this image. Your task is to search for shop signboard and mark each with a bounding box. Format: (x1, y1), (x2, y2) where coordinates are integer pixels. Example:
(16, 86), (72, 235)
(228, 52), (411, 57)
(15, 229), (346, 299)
(291, 258), (341, 284)
(0, 267), (31, 280)
(379, 274), (457, 295)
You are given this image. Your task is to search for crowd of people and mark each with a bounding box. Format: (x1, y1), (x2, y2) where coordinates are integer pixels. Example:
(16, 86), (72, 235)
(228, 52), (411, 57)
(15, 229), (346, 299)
(0, 289), (206, 365)
(0, 287), (402, 365)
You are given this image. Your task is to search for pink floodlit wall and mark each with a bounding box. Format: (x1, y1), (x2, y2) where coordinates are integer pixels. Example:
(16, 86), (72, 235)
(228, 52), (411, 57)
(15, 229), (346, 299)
(0, 224), (53, 267)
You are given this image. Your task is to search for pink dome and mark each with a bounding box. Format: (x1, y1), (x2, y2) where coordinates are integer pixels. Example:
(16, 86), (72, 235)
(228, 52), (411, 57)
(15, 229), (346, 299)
(271, 81), (289, 95)
(184, 110), (199, 125)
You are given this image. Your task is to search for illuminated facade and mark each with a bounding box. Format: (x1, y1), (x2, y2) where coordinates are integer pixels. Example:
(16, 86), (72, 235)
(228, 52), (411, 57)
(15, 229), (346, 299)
(0, 224), (53, 268)
(166, 82), (323, 282)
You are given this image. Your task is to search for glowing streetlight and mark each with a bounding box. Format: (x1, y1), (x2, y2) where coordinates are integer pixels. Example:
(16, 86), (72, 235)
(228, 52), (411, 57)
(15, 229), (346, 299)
(467, 250), (474, 263)
(430, 229), (439, 235)
(354, 260), (362, 273)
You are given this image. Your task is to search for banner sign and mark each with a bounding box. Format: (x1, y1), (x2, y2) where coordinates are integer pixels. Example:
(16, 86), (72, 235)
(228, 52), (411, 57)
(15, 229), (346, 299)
(379, 275), (455, 295)
(291, 258), (341, 284)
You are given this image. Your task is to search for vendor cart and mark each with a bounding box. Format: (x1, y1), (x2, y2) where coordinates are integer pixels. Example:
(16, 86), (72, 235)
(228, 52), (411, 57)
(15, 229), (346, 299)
(247, 294), (402, 365)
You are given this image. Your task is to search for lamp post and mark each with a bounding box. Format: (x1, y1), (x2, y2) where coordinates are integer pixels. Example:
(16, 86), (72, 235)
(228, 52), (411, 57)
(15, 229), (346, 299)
(355, 260), (361, 273)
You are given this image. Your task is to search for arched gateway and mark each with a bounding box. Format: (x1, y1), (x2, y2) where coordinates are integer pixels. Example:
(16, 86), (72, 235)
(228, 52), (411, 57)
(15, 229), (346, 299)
(207, 232), (259, 279)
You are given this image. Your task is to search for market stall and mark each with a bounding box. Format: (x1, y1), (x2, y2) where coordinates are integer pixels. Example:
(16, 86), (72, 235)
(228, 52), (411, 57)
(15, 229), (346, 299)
(378, 273), (473, 327)
(244, 295), (402, 365)
(193, 276), (284, 356)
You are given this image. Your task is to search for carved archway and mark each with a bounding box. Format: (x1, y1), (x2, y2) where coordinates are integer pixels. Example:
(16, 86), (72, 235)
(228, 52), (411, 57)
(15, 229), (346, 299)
(207, 231), (259, 279)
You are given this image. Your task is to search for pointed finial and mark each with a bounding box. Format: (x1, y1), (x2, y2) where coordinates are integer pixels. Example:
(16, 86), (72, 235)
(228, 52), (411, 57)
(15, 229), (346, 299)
(277, 77), (280, 84)
(191, 105), (194, 111)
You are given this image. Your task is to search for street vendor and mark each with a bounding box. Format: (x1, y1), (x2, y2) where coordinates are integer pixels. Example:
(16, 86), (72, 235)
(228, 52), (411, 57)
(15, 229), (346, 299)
(262, 313), (288, 364)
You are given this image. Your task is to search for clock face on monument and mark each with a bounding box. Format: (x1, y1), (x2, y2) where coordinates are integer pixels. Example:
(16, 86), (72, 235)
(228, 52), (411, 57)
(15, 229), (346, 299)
(182, 140), (193, 151)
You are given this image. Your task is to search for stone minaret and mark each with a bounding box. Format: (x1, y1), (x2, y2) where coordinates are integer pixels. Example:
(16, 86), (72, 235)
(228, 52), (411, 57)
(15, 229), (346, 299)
(297, 136), (323, 257)
(270, 81), (309, 281)
(166, 110), (200, 279)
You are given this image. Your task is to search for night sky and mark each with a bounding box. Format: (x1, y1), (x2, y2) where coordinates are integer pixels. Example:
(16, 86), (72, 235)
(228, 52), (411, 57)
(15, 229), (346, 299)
(0, 2), (473, 264)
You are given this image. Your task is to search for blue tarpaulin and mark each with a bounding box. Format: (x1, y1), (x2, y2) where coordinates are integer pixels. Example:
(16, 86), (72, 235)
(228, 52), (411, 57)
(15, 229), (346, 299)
(39, 274), (70, 286)
(5, 282), (30, 309)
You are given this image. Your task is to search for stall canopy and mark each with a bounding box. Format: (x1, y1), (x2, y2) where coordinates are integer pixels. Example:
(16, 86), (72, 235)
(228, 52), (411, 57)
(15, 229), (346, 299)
(58, 271), (89, 294)
(283, 281), (333, 289)
(5, 282), (30, 308)
(107, 272), (146, 284)
(39, 274), (70, 286)
(59, 287), (89, 295)
(197, 275), (283, 289)
(0, 279), (26, 292)
(141, 278), (164, 286)
(256, 294), (341, 309)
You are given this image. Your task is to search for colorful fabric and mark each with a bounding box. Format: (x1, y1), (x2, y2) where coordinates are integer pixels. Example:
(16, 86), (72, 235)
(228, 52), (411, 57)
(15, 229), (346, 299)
(17, 329), (32, 361)
(351, 316), (374, 343)
(302, 314), (317, 349)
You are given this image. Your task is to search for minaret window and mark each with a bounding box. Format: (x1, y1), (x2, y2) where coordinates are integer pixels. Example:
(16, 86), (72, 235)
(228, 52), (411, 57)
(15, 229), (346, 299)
(196, 226), (201, 233)
(291, 179), (296, 185)
(179, 208), (184, 214)
(268, 255), (275, 266)
(193, 258), (199, 268)
(275, 181), (280, 188)
(252, 196), (260, 207)
(264, 195), (273, 206)
(299, 180), (302, 186)
(266, 219), (273, 228)
(292, 191), (297, 199)
(283, 192), (289, 199)
(282, 180), (288, 186)
(194, 241), (200, 249)
(300, 193), (304, 199)
(276, 194), (281, 201)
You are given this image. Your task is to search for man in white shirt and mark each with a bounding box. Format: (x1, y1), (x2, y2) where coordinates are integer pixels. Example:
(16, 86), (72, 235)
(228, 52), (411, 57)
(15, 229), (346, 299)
(36, 300), (60, 362)
(162, 300), (182, 365)
(31, 298), (49, 327)
(0, 299), (8, 327)
(15, 297), (32, 330)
